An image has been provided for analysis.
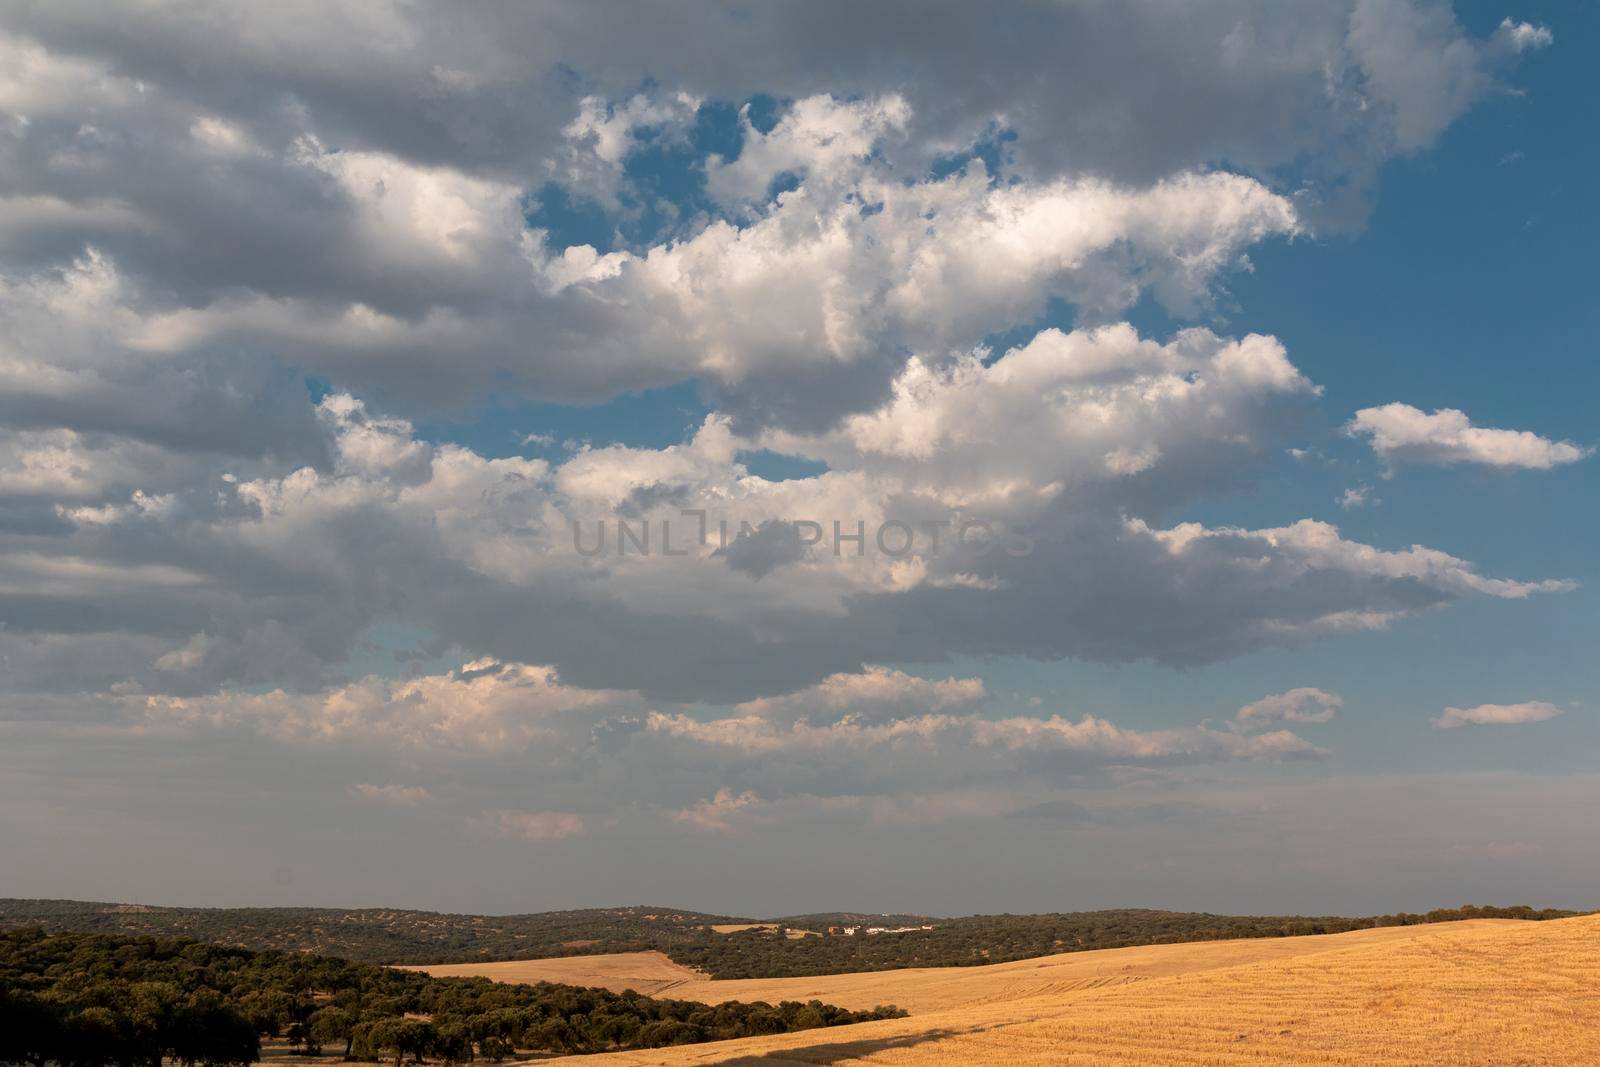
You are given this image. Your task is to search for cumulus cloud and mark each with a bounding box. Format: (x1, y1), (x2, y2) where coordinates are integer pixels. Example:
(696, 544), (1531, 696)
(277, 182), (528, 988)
(1490, 18), (1554, 55)
(105, 163), (1295, 428)
(4, 160), (1295, 434)
(1347, 404), (1591, 470)
(1432, 701), (1564, 729)
(1339, 485), (1377, 509)
(734, 667), (985, 728)
(0, 0), (1547, 434)
(1237, 688), (1343, 726)
(8, 355), (1567, 706)
(705, 94), (911, 210)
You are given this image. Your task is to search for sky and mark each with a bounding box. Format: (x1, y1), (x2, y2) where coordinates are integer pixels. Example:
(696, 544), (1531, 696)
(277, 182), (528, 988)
(1, 0), (1595, 919)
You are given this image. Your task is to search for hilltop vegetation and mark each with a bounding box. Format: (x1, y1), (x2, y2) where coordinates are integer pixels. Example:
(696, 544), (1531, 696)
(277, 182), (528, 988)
(0, 899), (1577, 979)
(0, 928), (903, 1065)
(655, 905), (1579, 979)
(0, 902), (735, 966)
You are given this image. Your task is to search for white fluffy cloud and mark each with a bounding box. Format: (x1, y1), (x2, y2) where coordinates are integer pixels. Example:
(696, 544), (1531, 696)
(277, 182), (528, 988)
(1490, 17), (1554, 54)
(90, 159), (1296, 427)
(1432, 701), (1565, 729)
(1347, 404), (1591, 470)
(705, 94), (911, 209)
(763, 323), (1316, 503)
(1237, 688), (1343, 726)
(1338, 485), (1377, 510)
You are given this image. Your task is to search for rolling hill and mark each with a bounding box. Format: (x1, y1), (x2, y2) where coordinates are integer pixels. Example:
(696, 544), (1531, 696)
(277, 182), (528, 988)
(1, 898), (1573, 977)
(543, 915), (1600, 1065)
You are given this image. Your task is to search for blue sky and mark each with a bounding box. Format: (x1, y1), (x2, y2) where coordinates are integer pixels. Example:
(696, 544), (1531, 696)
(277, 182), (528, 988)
(0, 0), (1594, 916)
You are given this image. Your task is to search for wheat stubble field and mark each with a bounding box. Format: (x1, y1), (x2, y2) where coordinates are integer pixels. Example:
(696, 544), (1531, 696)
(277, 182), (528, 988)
(421, 916), (1600, 1065)
(404, 950), (708, 997)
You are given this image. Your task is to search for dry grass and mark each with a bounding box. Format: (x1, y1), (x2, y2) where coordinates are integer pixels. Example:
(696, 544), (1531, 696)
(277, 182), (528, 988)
(712, 924), (781, 935)
(401, 950), (706, 997)
(514, 916), (1599, 1065)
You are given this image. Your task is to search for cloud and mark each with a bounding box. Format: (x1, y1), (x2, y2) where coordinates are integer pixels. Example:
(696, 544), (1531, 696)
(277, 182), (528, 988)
(2, 0), (1547, 436)
(481, 809), (587, 842)
(705, 94), (910, 210)
(1490, 18), (1553, 55)
(1346, 404), (1592, 470)
(16, 161), (1295, 432)
(142, 660), (629, 751)
(673, 789), (763, 834)
(0, 2), (1539, 207)
(1432, 701), (1564, 729)
(0, 9), (1563, 712)
(8, 352), (1568, 706)
(715, 520), (810, 580)
(107, 658), (1329, 834)
(1237, 688), (1343, 726)
(1345, 0), (1498, 153)
(555, 92), (701, 207)
(763, 323), (1318, 501)
(645, 706), (1323, 762)
(734, 666), (985, 727)
(349, 783), (433, 807)
(1339, 485), (1376, 509)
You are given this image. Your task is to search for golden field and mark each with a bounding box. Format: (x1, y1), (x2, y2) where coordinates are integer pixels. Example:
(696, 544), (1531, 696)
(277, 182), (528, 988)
(402, 950), (707, 998)
(418, 916), (1600, 1065)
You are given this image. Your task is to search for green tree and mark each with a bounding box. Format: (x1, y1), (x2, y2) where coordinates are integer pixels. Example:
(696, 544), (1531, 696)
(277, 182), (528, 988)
(310, 1005), (357, 1059)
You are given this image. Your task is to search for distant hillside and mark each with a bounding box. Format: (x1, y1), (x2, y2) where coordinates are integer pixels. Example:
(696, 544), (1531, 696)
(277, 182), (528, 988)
(0, 899), (1579, 979)
(0, 927), (903, 1064)
(0, 901), (739, 965)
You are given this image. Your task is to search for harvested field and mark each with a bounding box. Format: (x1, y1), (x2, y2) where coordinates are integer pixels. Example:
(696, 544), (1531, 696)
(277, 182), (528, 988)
(429, 919), (1516, 1014)
(402, 950), (706, 997)
(425, 918), (1600, 1065)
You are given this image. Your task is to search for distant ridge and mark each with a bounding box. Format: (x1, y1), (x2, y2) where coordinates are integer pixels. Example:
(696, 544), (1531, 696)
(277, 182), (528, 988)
(1, 898), (1580, 978)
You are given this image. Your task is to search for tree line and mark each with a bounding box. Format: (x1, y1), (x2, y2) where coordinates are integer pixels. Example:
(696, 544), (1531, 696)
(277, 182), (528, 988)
(0, 899), (1580, 980)
(667, 904), (1582, 978)
(0, 928), (904, 1065)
